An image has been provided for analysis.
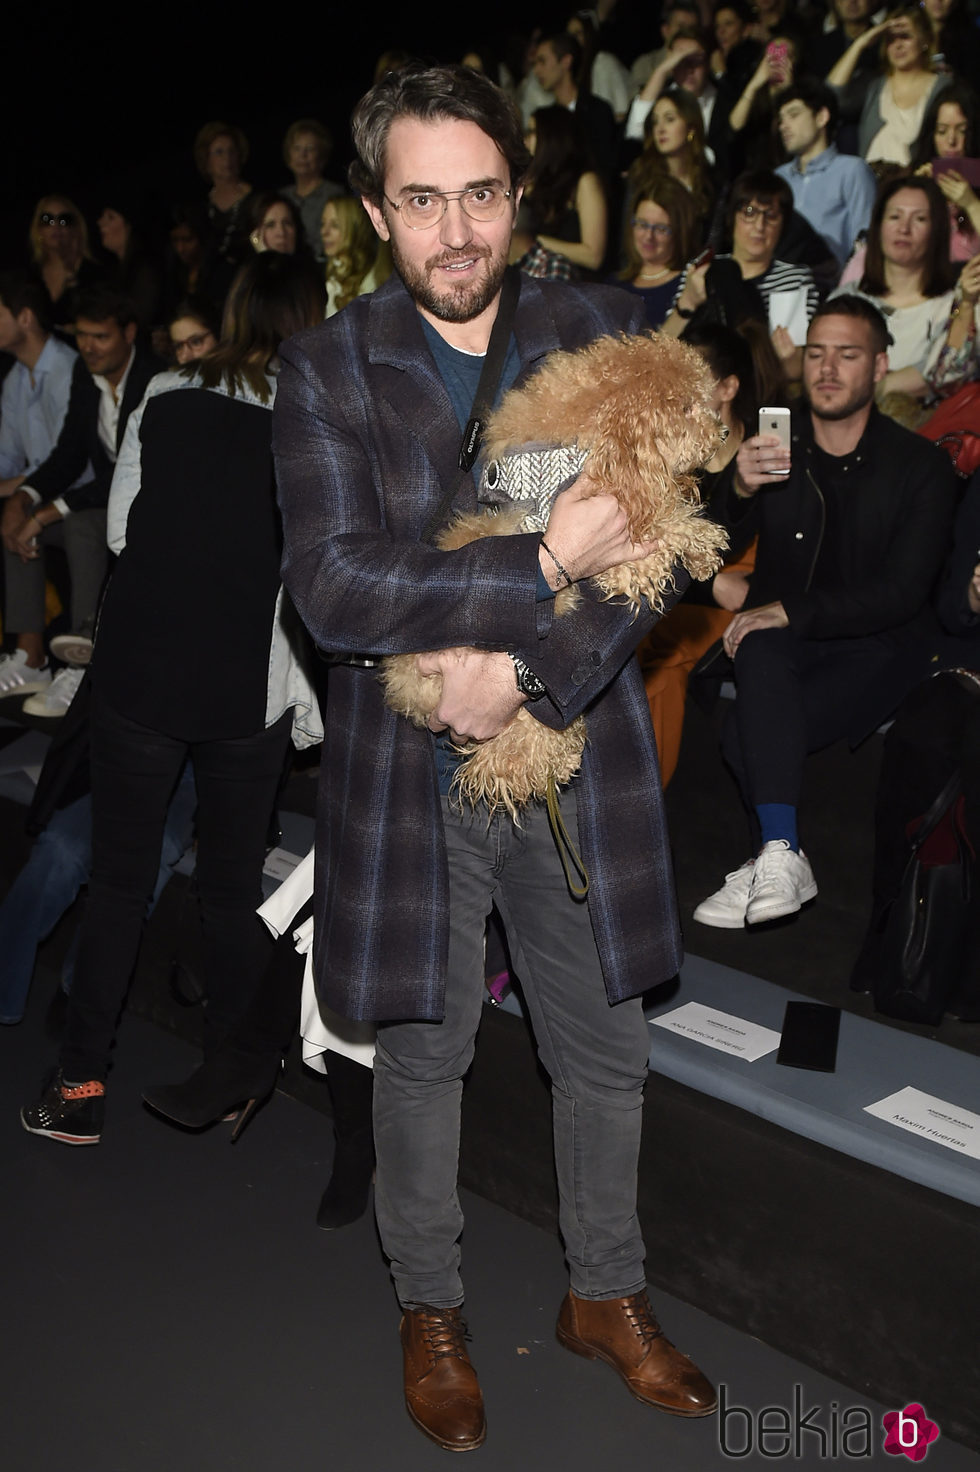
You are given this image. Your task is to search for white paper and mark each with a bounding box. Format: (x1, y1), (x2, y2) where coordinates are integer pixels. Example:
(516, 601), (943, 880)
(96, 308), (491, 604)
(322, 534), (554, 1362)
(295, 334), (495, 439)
(767, 287), (810, 346)
(262, 846), (305, 883)
(650, 1001), (781, 1061)
(864, 1086), (980, 1161)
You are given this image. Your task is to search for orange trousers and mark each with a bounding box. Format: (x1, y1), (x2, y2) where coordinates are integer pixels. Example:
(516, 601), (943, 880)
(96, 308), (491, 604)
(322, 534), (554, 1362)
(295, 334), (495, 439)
(636, 541), (757, 789)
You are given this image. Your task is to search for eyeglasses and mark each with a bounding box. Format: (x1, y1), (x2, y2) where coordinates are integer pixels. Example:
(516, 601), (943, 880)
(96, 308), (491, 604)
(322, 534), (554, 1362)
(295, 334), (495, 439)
(40, 212), (76, 228)
(385, 186), (512, 230)
(632, 218), (674, 237)
(173, 332), (213, 358)
(737, 204), (782, 226)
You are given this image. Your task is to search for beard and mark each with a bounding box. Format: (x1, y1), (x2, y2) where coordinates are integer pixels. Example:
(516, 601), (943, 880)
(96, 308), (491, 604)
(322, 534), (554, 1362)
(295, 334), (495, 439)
(389, 237), (509, 324)
(805, 374), (875, 422)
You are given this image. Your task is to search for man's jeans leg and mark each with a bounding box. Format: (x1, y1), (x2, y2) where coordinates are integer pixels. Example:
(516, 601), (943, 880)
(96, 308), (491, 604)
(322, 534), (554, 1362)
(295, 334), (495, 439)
(492, 789), (649, 1301)
(373, 789), (649, 1309)
(0, 796), (92, 1024)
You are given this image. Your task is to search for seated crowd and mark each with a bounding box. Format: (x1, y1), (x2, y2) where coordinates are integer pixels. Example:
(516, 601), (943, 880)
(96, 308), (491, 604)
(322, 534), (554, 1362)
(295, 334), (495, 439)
(0, 6), (978, 1155)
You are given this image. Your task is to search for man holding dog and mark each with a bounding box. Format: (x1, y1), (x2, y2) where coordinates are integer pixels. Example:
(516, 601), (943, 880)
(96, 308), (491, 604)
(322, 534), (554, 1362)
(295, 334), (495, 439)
(273, 62), (716, 1452)
(694, 295), (957, 930)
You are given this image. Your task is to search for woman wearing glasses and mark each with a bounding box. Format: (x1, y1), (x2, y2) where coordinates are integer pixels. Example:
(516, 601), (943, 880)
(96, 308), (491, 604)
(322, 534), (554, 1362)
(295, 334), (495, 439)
(662, 170), (817, 382)
(27, 195), (103, 334)
(613, 176), (700, 328)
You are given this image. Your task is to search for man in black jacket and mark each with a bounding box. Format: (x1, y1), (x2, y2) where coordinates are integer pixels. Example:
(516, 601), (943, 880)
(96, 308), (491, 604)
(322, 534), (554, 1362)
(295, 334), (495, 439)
(694, 295), (957, 928)
(0, 286), (162, 714)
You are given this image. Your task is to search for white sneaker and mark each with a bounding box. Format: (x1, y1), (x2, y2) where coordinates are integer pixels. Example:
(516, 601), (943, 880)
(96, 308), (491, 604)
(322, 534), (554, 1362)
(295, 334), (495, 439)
(22, 666), (84, 718)
(692, 857), (756, 928)
(0, 649), (51, 698)
(745, 840), (818, 925)
(48, 633), (93, 667)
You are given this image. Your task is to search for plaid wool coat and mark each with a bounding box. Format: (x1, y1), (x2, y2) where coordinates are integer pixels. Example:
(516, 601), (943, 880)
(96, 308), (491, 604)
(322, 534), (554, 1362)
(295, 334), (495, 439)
(273, 273), (685, 1023)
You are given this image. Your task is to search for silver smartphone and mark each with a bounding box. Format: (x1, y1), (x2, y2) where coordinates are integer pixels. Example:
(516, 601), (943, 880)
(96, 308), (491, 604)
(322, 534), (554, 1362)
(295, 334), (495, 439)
(759, 407), (791, 478)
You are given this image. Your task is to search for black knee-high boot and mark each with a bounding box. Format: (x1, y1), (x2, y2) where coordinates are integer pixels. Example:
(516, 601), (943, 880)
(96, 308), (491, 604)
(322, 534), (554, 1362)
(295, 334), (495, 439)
(142, 899), (311, 1139)
(316, 1048), (375, 1229)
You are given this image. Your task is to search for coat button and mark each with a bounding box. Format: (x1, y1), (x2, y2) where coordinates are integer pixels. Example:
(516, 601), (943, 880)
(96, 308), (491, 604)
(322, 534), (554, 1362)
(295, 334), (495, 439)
(794, 531), (804, 540)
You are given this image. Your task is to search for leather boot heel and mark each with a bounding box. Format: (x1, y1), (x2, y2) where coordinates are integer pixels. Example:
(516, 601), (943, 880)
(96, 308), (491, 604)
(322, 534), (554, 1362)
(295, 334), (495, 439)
(143, 1045), (280, 1136)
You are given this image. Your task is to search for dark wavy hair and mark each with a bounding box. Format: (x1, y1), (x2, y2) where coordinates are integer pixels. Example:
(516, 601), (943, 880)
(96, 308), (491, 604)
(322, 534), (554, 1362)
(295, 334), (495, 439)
(909, 82), (980, 170)
(525, 106), (593, 232)
(195, 253), (325, 402)
(349, 62), (530, 205)
(859, 174), (954, 298)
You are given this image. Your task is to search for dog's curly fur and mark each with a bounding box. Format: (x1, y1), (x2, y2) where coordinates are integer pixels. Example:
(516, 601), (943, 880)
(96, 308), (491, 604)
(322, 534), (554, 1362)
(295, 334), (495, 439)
(381, 332), (727, 816)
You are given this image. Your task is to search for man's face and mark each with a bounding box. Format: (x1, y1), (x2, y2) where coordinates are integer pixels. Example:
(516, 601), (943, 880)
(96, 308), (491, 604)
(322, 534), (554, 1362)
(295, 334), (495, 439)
(803, 314), (887, 421)
(671, 45), (708, 96)
(533, 42), (565, 93)
(363, 117), (519, 328)
(75, 316), (136, 378)
(835, 0), (871, 24)
(778, 101), (826, 158)
(0, 299), (24, 354)
(662, 5), (699, 45)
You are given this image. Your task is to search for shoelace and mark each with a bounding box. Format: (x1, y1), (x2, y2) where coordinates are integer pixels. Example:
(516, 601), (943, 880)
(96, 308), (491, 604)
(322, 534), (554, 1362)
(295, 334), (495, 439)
(417, 1307), (472, 1361)
(622, 1293), (666, 1346)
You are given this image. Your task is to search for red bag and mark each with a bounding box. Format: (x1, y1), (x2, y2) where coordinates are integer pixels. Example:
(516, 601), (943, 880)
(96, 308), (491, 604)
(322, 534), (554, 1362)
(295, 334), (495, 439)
(918, 381), (980, 475)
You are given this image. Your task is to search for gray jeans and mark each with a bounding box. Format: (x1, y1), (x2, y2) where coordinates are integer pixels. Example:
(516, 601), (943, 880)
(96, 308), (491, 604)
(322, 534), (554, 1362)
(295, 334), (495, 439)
(4, 508), (107, 637)
(373, 788), (650, 1310)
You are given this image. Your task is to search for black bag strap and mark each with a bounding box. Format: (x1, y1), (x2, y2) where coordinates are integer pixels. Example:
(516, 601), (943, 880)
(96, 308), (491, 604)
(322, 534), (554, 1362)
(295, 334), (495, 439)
(908, 771), (963, 857)
(420, 265), (522, 546)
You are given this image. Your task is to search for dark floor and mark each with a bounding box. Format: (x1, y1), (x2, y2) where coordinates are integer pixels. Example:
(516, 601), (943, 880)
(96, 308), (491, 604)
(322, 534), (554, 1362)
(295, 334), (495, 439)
(2, 692), (979, 1469)
(3, 986), (978, 1472)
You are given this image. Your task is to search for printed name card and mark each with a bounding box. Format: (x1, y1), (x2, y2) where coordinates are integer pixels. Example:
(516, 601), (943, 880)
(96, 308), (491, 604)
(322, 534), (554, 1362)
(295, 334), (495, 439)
(650, 1002), (781, 1062)
(864, 1086), (980, 1161)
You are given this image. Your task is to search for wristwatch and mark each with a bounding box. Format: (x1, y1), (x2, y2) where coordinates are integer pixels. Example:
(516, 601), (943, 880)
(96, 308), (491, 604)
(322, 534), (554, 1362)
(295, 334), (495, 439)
(508, 652), (546, 700)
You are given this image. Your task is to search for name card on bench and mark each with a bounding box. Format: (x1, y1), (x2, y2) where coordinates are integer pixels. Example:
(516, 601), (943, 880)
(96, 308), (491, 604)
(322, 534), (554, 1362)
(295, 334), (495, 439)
(650, 1002), (781, 1062)
(864, 1086), (980, 1161)
(263, 847), (305, 883)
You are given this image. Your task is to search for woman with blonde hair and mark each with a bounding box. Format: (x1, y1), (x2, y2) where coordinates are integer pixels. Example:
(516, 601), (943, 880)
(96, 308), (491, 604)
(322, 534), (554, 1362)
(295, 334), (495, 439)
(27, 194), (101, 332)
(828, 6), (950, 169)
(321, 196), (390, 316)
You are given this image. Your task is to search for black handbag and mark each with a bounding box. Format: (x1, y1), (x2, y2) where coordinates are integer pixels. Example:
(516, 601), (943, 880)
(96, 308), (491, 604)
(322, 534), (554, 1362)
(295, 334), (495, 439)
(872, 772), (975, 1025)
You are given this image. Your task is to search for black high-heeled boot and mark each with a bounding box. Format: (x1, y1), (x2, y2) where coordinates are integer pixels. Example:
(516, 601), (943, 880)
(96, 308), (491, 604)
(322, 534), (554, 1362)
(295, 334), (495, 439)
(143, 1045), (281, 1142)
(143, 900), (311, 1142)
(316, 1050), (375, 1229)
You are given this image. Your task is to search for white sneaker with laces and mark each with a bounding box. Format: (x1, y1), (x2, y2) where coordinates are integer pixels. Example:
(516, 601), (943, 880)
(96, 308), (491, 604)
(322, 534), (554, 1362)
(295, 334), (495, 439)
(745, 840), (818, 925)
(0, 649), (51, 698)
(22, 665), (84, 718)
(692, 857), (756, 929)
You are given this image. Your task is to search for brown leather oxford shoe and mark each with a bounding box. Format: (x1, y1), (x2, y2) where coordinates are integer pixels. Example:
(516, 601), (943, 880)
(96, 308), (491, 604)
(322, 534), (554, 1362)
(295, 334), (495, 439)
(556, 1289), (717, 1417)
(401, 1305), (487, 1451)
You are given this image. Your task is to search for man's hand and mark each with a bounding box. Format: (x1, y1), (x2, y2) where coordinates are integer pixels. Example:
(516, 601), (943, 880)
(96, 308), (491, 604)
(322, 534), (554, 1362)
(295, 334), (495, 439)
(723, 600), (788, 658)
(541, 471), (660, 587)
(1, 490), (33, 554)
(0, 475), (26, 500)
(416, 648), (526, 744)
(735, 432), (790, 494)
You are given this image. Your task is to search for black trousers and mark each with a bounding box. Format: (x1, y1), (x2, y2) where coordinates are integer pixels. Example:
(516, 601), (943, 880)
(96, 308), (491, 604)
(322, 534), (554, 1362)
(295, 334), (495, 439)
(60, 695), (292, 1081)
(722, 626), (903, 811)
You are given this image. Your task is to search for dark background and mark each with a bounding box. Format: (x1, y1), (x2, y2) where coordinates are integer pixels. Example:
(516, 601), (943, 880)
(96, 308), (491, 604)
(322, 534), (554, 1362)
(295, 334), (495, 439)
(0, 1), (654, 267)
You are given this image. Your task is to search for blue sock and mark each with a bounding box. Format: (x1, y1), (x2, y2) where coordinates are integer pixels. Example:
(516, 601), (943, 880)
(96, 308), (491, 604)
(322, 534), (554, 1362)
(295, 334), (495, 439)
(756, 803), (799, 852)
